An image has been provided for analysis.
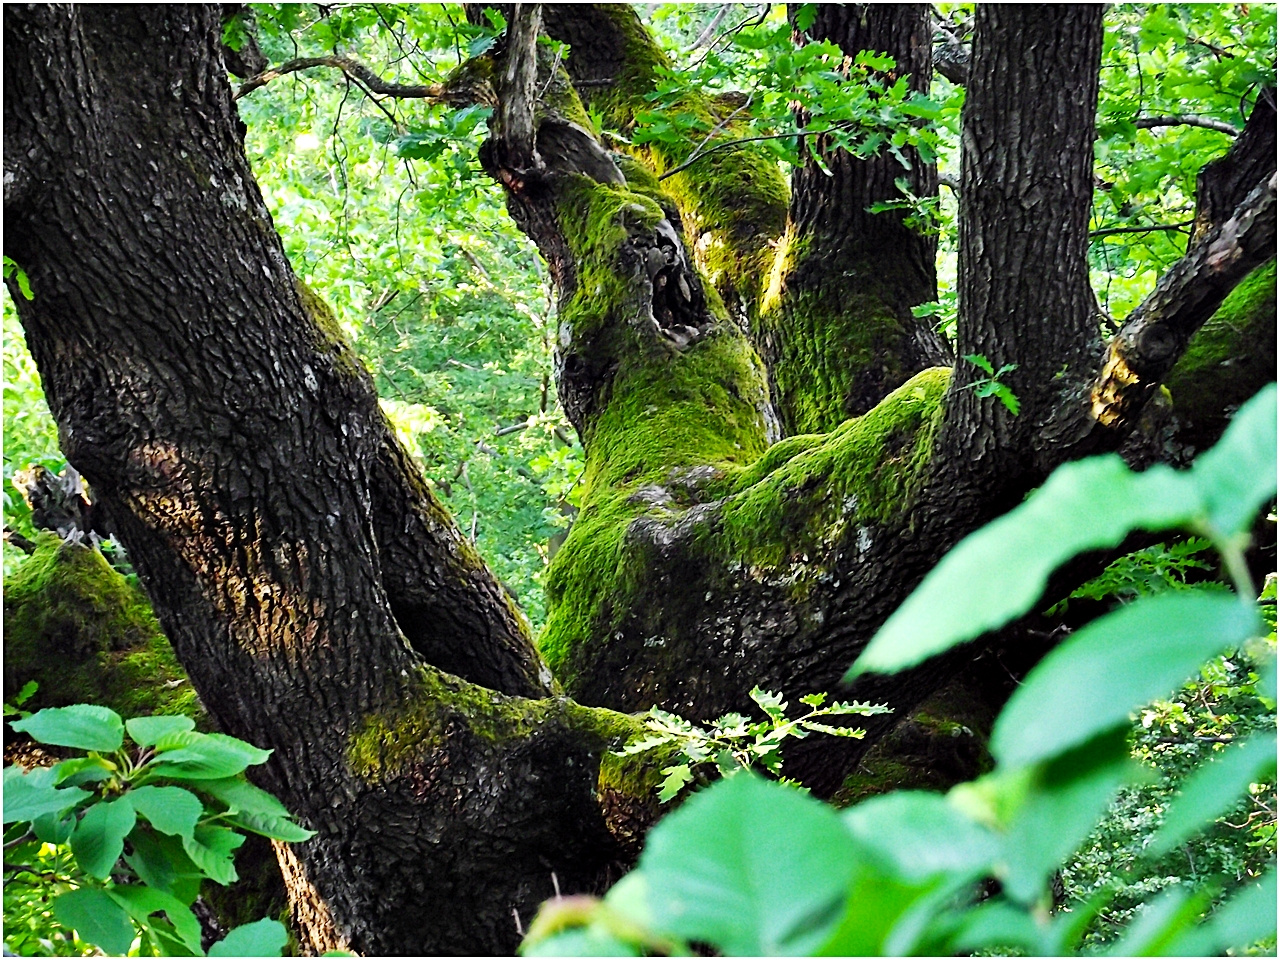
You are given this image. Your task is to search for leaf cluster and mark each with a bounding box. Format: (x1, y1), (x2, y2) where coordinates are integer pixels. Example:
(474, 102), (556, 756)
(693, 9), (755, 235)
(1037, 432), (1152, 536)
(4, 706), (311, 957)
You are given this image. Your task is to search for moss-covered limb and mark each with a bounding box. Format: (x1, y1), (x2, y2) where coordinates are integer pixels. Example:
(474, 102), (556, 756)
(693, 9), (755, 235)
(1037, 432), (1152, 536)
(3, 532), (201, 721)
(758, 4), (949, 436)
(1160, 259), (1276, 460)
(540, 4), (789, 322)
(543, 369), (951, 722)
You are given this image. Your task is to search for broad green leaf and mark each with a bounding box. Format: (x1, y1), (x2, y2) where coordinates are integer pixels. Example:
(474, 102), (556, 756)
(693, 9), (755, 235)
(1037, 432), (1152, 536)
(991, 591), (1262, 767)
(521, 927), (640, 957)
(71, 797), (137, 879)
(145, 733), (271, 780)
(128, 785), (203, 840)
(126, 715), (196, 748)
(10, 704), (124, 752)
(33, 809), (77, 844)
(1150, 732), (1278, 854)
(226, 810), (316, 843)
(998, 731), (1137, 904)
(53, 888), (136, 956)
(107, 884), (203, 955)
(815, 867), (950, 956)
(1105, 885), (1211, 956)
(848, 455), (1205, 678)
(154, 729), (204, 752)
(841, 792), (999, 881)
(1188, 382), (1277, 537)
(3, 765), (91, 823)
(51, 755), (117, 787)
(946, 901), (1045, 955)
(208, 918), (290, 957)
(1164, 869), (1277, 956)
(182, 824), (245, 885)
(637, 772), (857, 955)
(188, 775), (291, 817)
(125, 829), (204, 904)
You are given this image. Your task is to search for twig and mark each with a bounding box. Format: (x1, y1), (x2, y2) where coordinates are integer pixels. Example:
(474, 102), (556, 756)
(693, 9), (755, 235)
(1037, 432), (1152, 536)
(1136, 115), (1240, 136)
(691, 6), (729, 50)
(4, 829), (34, 852)
(236, 56), (444, 101)
(1090, 219), (1193, 239)
(495, 417), (534, 437)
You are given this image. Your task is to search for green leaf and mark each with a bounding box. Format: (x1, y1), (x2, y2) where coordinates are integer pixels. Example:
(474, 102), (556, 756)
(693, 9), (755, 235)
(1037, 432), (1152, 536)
(656, 764), (692, 803)
(1150, 731), (1277, 854)
(126, 715), (196, 748)
(3, 765), (91, 823)
(106, 884), (204, 955)
(946, 901), (1045, 955)
(10, 704), (125, 752)
(125, 829), (204, 904)
(841, 792), (999, 881)
(637, 772), (857, 955)
(848, 454), (1207, 678)
(1188, 382), (1277, 537)
(14, 680), (39, 705)
(208, 918), (290, 957)
(991, 591), (1262, 767)
(1164, 869), (1277, 956)
(50, 755), (117, 787)
(1105, 885), (1211, 956)
(226, 810), (316, 843)
(53, 888), (137, 956)
(181, 824), (245, 885)
(145, 732), (271, 780)
(128, 785), (204, 840)
(71, 797), (137, 879)
(33, 809), (77, 844)
(187, 775), (291, 816)
(963, 353), (995, 375)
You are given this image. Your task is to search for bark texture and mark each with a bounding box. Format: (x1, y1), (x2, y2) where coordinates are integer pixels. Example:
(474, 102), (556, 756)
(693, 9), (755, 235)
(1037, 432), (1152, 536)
(4, 6), (648, 954)
(759, 3), (951, 435)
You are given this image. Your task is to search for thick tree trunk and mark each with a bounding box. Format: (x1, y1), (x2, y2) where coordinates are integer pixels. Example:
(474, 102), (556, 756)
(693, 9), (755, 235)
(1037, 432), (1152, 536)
(758, 3), (951, 434)
(4, 6), (649, 954)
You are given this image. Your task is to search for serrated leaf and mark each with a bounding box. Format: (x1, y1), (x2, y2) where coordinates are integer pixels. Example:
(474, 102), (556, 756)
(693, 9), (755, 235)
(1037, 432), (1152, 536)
(1188, 382), (1277, 536)
(800, 721), (866, 738)
(71, 797), (137, 879)
(182, 824), (245, 885)
(657, 765), (693, 803)
(225, 810), (316, 843)
(11, 704), (124, 752)
(3, 765), (91, 823)
(53, 888), (136, 956)
(125, 829), (204, 904)
(963, 353), (995, 375)
(128, 786), (203, 840)
(991, 591), (1262, 767)
(126, 715), (196, 748)
(799, 693), (827, 708)
(145, 733), (271, 780)
(107, 884), (203, 955)
(187, 776), (291, 817)
(209, 917), (290, 957)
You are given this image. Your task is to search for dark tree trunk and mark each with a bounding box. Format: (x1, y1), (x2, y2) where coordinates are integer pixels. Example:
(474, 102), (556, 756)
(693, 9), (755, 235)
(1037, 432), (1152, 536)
(759, 3), (951, 435)
(4, 6), (647, 954)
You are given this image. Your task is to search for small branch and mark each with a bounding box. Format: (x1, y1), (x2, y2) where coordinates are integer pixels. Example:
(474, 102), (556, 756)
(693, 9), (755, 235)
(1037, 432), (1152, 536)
(1089, 219), (1193, 239)
(235, 56), (445, 101)
(691, 6), (729, 50)
(491, 3), (542, 174)
(495, 417), (534, 437)
(3, 527), (36, 554)
(658, 128), (813, 181)
(1136, 115), (1240, 136)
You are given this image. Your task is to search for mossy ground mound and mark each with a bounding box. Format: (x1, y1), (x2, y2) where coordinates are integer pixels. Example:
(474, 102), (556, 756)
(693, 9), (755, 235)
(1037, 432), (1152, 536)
(3, 532), (199, 720)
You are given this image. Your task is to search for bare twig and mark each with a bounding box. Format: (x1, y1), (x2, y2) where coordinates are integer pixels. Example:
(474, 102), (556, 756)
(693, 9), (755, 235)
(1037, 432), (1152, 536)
(691, 6), (729, 50)
(1136, 114), (1240, 136)
(1090, 219), (1194, 239)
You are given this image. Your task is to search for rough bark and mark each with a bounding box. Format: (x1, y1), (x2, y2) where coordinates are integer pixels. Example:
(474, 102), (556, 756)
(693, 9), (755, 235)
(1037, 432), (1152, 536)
(4, 6), (648, 954)
(758, 3), (951, 435)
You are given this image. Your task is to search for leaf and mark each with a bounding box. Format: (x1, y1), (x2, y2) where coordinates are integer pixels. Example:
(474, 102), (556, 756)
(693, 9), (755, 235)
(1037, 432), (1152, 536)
(53, 888), (137, 956)
(181, 824), (245, 885)
(226, 810), (316, 843)
(128, 786), (204, 840)
(1164, 869), (1277, 956)
(1150, 731), (1277, 854)
(51, 755), (117, 787)
(1105, 885), (1211, 956)
(187, 775), (291, 817)
(126, 715), (196, 748)
(208, 917), (290, 957)
(946, 900), (1046, 954)
(847, 456), (1226, 679)
(10, 704), (124, 752)
(963, 353), (995, 375)
(637, 772), (857, 955)
(106, 884), (203, 955)
(125, 829), (204, 904)
(71, 797), (137, 879)
(657, 764), (692, 803)
(145, 732), (271, 780)
(32, 809), (77, 844)
(14, 680), (39, 705)
(991, 383), (1020, 416)
(841, 792), (999, 881)
(3, 765), (91, 823)
(991, 591), (1262, 767)
(1188, 382), (1277, 536)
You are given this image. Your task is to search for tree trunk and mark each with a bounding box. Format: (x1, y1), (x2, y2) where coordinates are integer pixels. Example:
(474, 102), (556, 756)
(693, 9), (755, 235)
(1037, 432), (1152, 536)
(4, 6), (650, 954)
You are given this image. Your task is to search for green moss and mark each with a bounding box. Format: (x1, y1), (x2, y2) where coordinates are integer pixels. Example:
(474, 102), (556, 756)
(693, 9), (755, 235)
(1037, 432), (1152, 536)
(4, 533), (199, 721)
(1164, 259), (1276, 451)
(295, 279), (366, 382)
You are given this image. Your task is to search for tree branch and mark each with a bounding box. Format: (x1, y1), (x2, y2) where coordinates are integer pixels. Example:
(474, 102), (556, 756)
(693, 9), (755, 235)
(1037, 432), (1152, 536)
(1090, 219), (1192, 239)
(235, 55), (445, 101)
(1136, 114), (1240, 136)
(1091, 171), (1277, 429)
